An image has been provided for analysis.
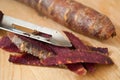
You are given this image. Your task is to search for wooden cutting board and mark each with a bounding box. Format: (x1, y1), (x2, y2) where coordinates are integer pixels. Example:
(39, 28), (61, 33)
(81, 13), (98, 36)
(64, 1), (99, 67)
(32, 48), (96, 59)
(0, 0), (120, 80)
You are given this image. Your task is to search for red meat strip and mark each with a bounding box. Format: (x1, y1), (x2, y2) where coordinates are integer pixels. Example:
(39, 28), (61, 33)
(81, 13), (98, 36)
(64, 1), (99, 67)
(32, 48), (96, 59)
(7, 32), (113, 65)
(64, 31), (108, 54)
(0, 31), (112, 72)
(88, 46), (108, 55)
(42, 46), (113, 65)
(9, 53), (87, 75)
(0, 36), (10, 48)
(64, 31), (109, 72)
(9, 54), (42, 66)
(7, 32), (55, 60)
(83, 63), (96, 73)
(0, 36), (87, 75)
(66, 63), (87, 75)
(0, 36), (20, 52)
(64, 31), (88, 50)
(62, 32), (106, 72)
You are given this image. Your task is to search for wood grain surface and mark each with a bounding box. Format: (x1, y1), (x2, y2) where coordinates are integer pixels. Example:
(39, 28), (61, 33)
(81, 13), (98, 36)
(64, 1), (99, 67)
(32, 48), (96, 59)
(0, 0), (120, 80)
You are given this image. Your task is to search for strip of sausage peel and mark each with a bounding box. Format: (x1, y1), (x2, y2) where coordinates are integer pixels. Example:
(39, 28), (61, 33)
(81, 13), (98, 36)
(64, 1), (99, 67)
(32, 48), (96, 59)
(17, 0), (116, 40)
(44, 46), (113, 66)
(7, 32), (55, 60)
(9, 54), (87, 75)
(0, 36), (21, 52)
(0, 32), (112, 74)
(7, 32), (113, 65)
(0, 33), (106, 73)
(64, 31), (109, 55)
(64, 31), (109, 72)
(0, 36), (87, 75)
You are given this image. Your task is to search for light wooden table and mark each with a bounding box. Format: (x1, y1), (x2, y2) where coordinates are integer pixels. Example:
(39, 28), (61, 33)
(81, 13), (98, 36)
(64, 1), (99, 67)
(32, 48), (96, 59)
(0, 0), (120, 80)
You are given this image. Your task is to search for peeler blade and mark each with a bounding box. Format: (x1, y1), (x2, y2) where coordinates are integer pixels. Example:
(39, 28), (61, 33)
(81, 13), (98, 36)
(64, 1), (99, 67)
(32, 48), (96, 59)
(0, 15), (72, 47)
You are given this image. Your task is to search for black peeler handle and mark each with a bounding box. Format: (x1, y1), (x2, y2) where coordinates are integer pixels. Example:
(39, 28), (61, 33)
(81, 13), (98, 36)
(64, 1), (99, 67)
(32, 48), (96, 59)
(0, 11), (4, 23)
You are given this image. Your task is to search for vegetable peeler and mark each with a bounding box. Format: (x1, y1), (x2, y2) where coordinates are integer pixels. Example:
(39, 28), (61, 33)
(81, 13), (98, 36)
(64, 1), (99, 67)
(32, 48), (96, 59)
(0, 11), (72, 47)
